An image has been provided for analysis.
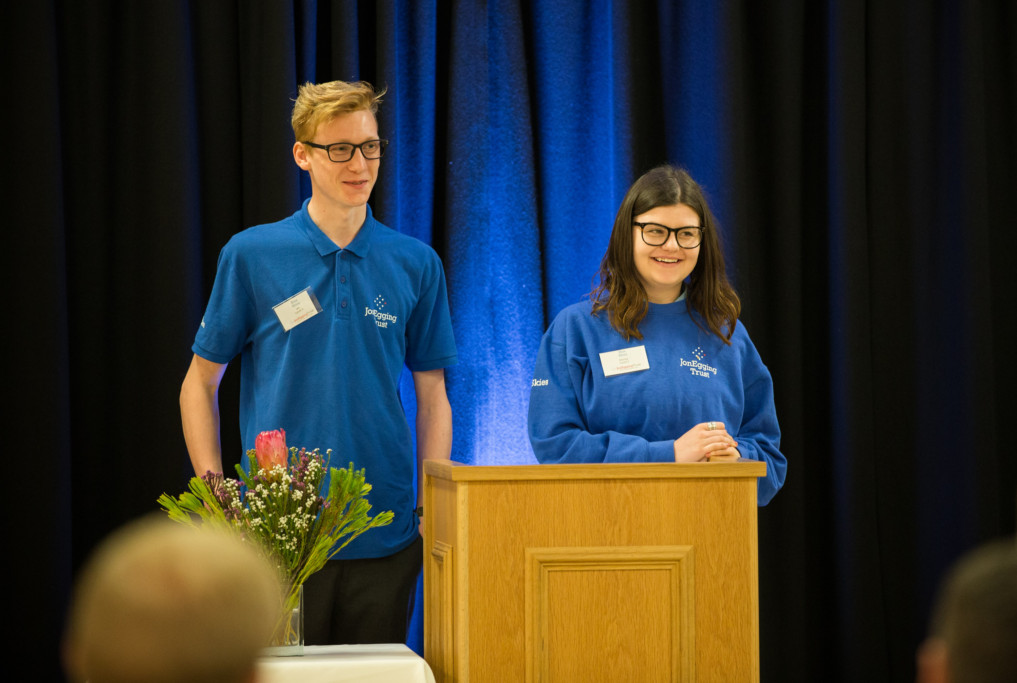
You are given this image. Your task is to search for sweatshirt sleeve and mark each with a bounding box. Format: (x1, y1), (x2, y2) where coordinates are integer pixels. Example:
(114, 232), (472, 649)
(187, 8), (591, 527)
(732, 348), (787, 506)
(527, 326), (676, 464)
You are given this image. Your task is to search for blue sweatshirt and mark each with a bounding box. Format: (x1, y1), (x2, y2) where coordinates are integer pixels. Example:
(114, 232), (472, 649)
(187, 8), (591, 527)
(527, 298), (786, 505)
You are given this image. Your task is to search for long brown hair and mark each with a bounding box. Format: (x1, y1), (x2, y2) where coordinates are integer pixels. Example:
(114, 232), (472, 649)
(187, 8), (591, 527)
(591, 165), (741, 343)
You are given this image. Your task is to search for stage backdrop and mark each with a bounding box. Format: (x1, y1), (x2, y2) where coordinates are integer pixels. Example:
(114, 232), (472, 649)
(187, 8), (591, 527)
(9, 1), (1017, 682)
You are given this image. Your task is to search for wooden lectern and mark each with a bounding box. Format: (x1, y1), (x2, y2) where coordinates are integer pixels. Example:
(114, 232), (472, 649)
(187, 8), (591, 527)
(422, 460), (766, 682)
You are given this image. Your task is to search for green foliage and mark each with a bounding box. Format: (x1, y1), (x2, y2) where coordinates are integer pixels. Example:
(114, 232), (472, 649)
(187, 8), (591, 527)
(158, 448), (393, 641)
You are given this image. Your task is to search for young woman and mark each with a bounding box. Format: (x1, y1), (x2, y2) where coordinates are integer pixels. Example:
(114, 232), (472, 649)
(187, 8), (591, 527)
(527, 165), (786, 504)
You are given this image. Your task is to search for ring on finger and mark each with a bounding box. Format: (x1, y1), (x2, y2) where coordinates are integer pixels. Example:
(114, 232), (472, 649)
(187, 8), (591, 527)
(707, 421), (717, 431)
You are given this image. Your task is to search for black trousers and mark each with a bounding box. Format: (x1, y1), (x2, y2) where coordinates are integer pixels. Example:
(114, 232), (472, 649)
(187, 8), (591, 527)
(303, 534), (423, 645)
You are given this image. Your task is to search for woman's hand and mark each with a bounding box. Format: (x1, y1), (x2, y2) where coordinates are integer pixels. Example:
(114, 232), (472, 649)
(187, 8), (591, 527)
(673, 421), (740, 463)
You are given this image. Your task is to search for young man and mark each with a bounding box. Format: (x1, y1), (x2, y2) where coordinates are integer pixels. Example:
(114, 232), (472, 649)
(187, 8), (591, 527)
(179, 80), (456, 644)
(916, 538), (1017, 683)
(64, 518), (281, 683)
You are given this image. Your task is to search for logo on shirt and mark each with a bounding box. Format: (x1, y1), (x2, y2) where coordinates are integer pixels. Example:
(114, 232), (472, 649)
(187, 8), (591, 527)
(365, 294), (399, 328)
(531, 378), (549, 387)
(681, 346), (717, 379)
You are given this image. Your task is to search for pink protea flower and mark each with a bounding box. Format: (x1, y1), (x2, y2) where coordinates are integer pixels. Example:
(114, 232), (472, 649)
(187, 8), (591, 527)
(254, 429), (288, 470)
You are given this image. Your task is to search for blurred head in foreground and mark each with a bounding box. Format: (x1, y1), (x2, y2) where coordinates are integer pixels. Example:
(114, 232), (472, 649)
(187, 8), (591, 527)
(917, 538), (1017, 683)
(64, 517), (281, 683)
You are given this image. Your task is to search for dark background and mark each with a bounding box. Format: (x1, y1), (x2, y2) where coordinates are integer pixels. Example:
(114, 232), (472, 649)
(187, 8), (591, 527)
(8, 1), (1016, 681)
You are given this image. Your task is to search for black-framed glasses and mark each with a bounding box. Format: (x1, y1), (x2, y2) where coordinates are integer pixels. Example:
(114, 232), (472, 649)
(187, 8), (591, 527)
(634, 222), (704, 248)
(301, 139), (388, 162)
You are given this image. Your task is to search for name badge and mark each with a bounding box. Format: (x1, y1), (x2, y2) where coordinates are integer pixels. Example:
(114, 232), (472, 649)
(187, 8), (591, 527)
(272, 287), (323, 331)
(599, 345), (650, 377)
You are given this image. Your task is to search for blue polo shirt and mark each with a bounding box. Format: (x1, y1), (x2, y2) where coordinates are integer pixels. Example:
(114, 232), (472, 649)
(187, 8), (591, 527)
(193, 200), (457, 558)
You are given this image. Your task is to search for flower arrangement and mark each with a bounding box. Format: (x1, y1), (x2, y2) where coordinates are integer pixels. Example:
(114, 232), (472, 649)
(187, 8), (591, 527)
(157, 429), (393, 646)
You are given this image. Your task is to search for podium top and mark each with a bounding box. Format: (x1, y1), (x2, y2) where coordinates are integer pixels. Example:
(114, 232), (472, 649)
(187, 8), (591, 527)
(423, 459), (766, 482)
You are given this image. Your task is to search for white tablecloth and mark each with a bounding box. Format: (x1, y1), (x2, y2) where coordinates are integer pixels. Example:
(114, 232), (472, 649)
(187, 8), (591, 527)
(257, 644), (437, 683)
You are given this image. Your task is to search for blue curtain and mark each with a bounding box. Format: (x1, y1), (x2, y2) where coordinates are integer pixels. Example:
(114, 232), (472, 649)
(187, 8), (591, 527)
(10, 1), (1017, 680)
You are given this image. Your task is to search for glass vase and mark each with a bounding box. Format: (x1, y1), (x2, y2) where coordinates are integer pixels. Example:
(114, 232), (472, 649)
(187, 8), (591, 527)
(264, 583), (304, 656)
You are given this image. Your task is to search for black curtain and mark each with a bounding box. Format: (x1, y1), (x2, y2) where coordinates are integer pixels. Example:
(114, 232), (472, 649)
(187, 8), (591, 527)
(10, 1), (1017, 681)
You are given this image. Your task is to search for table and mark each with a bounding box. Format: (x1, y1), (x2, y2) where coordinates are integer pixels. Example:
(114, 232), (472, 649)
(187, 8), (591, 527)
(257, 644), (437, 683)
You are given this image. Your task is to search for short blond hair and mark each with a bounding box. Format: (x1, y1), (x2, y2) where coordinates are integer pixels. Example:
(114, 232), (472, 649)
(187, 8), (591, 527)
(291, 80), (386, 141)
(929, 538), (1017, 683)
(64, 517), (282, 683)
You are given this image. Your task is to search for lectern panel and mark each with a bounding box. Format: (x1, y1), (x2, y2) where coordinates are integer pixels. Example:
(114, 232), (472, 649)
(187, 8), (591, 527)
(525, 546), (695, 682)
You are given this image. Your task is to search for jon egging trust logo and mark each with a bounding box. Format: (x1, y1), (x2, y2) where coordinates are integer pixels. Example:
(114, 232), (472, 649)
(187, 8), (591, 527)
(681, 345), (717, 378)
(365, 294), (399, 329)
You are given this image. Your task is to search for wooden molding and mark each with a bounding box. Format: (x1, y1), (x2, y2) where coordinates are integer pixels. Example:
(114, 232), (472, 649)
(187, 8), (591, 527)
(524, 545), (695, 682)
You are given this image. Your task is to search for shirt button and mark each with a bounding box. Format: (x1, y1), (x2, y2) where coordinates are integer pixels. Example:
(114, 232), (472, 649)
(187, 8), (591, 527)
(340, 276), (347, 283)
(341, 299), (348, 308)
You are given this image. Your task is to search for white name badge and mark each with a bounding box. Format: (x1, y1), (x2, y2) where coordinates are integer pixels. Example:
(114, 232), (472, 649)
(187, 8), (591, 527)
(599, 345), (650, 377)
(272, 287), (323, 331)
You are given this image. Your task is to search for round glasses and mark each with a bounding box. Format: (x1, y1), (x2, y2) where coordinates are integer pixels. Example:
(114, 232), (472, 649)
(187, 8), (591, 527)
(302, 139), (388, 163)
(634, 222), (704, 248)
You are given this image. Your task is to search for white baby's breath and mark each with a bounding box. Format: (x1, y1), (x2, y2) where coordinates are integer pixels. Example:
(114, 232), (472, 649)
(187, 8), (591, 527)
(158, 441), (395, 649)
